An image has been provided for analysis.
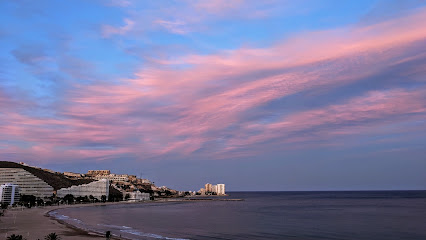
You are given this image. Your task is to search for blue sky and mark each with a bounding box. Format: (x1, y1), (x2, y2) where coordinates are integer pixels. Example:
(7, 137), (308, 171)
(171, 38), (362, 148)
(0, 0), (425, 191)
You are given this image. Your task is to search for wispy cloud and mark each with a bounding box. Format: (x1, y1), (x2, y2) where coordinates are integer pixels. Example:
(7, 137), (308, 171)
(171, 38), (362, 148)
(1, 3), (425, 165)
(0, 6), (426, 163)
(154, 19), (188, 35)
(101, 18), (134, 38)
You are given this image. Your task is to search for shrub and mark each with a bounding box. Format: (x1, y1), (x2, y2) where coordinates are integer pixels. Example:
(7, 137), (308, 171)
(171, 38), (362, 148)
(6, 234), (26, 240)
(44, 232), (61, 240)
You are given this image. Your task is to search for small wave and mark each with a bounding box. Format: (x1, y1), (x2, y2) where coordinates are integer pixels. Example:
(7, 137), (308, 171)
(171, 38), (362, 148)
(50, 211), (188, 240)
(97, 223), (132, 230)
(50, 211), (86, 227)
(51, 213), (70, 220)
(120, 229), (189, 240)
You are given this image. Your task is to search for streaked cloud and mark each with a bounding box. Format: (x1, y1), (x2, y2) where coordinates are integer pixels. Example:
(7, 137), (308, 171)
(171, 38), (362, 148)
(1, 5), (425, 165)
(0, 0), (425, 192)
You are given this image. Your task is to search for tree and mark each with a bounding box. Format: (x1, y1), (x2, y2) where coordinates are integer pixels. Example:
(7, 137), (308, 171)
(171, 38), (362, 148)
(63, 194), (75, 204)
(76, 196), (85, 202)
(44, 232), (61, 240)
(36, 198), (44, 206)
(1, 202), (9, 209)
(108, 191), (123, 202)
(6, 234), (26, 240)
(20, 194), (36, 207)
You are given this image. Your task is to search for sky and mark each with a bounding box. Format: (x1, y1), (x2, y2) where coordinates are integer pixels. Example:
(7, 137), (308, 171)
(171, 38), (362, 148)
(0, 0), (425, 191)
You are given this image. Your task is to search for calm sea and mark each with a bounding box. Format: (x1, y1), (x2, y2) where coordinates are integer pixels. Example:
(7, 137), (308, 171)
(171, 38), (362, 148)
(49, 191), (426, 240)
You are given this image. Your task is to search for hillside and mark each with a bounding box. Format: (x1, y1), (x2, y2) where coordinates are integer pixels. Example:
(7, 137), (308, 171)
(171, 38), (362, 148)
(0, 161), (93, 190)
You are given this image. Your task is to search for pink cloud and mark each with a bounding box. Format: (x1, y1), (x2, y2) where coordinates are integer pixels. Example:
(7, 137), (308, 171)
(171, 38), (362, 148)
(2, 7), (426, 163)
(73, 8), (426, 156)
(227, 88), (426, 148)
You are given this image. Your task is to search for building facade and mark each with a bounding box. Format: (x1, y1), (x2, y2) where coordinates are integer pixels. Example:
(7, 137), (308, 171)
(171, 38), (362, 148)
(217, 184), (225, 195)
(0, 183), (20, 205)
(127, 191), (150, 201)
(205, 183), (212, 192)
(92, 174), (129, 182)
(0, 168), (54, 198)
(56, 179), (110, 200)
(87, 170), (110, 176)
(212, 185), (218, 194)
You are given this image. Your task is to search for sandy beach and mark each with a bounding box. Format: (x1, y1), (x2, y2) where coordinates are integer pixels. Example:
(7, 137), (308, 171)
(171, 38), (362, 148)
(0, 203), (120, 240)
(0, 199), (226, 240)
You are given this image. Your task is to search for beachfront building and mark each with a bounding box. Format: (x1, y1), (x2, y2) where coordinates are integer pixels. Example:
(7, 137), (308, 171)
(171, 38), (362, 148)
(205, 183), (213, 192)
(127, 191), (150, 202)
(199, 183), (226, 195)
(57, 179), (110, 200)
(0, 183), (20, 205)
(0, 161), (95, 198)
(205, 183), (213, 193)
(0, 167), (54, 198)
(217, 184), (225, 195)
(212, 185), (218, 194)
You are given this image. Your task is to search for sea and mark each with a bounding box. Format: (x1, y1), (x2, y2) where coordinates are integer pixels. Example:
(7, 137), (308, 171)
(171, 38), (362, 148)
(49, 191), (426, 240)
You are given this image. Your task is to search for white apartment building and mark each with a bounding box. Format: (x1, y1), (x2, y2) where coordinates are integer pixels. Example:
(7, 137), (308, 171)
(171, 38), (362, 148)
(217, 184), (225, 195)
(212, 185), (218, 194)
(0, 168), (54, 198)
(57, 179), (110, 200)
(205, 183), (213, 192)
(127, 191), (150, 202)
(0, 183), (20, 205)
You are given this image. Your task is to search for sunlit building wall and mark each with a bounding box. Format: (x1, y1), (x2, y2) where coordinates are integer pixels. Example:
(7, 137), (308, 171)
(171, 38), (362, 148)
(205, 183), (212, 192)
(217, 184), (225, 195)
(56, 179), (110, 200)
(0, 168), (54, 198)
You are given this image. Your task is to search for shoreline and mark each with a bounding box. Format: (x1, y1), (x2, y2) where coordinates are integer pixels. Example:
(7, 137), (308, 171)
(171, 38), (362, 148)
(1, 198), (235, 239)
(1, 201), (143, 240)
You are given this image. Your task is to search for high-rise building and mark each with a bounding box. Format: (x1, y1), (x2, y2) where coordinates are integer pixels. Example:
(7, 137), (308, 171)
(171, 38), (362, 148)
(217, 184), (225, 195)
(212, 184), (218, 194)
(0, 183), (20, 205)
(0, 167), (55, 198)
(205, 183), (212, 192)
(1, 161), (95, 198)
